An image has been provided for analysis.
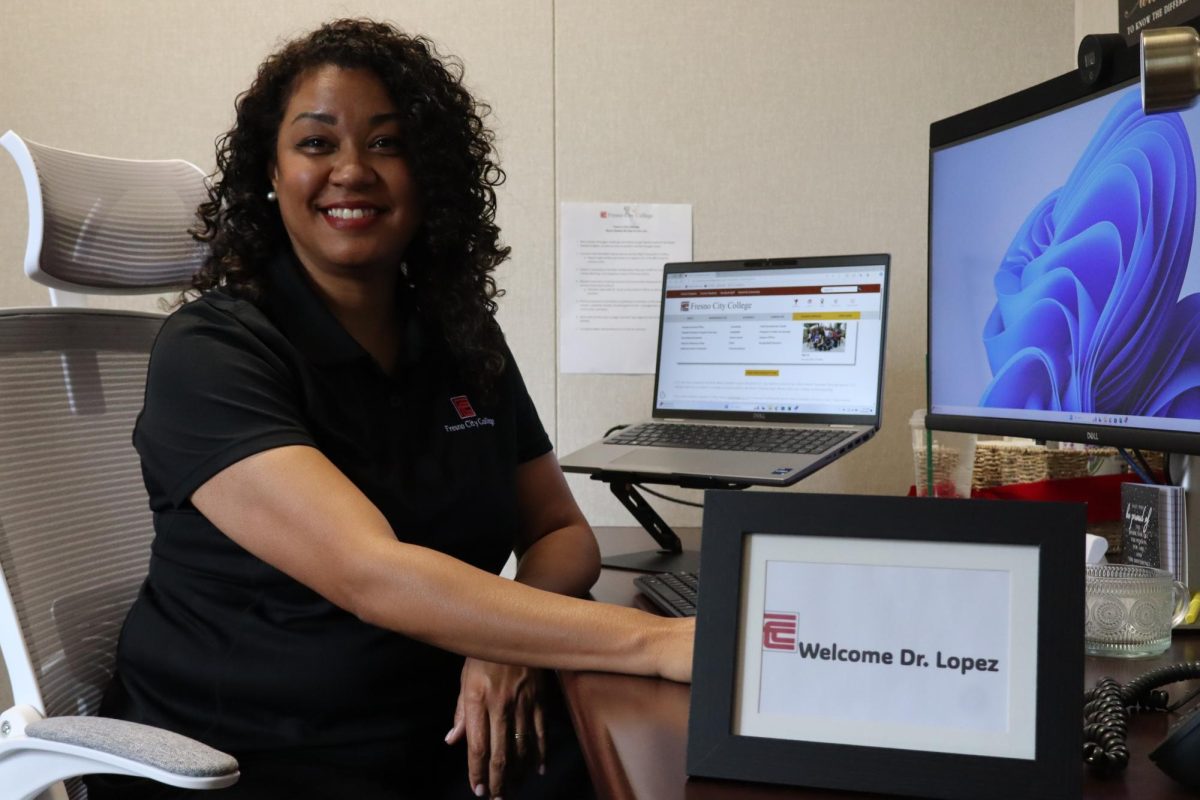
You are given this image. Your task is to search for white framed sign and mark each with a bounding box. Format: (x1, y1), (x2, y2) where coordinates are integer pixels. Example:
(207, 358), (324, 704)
(687, 492), (1085, 800)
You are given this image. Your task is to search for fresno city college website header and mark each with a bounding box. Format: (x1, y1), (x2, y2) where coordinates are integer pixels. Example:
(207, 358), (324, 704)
(656, 265), (885, 416)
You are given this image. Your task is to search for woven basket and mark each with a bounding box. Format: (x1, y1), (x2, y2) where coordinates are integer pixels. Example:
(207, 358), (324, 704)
(1141, 450), (1165, 473)
(1045, 449), (1090, 480)
(971, 442), (1127, 489)
(964, 441), (1157, 560)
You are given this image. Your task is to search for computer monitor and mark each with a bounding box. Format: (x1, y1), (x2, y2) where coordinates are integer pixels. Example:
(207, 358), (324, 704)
(927, 41), (1200, 455)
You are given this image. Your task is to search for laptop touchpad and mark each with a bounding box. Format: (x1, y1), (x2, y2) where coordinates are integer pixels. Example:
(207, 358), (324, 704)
(611, 451), (684, 469)
(610, 449), (761, 474)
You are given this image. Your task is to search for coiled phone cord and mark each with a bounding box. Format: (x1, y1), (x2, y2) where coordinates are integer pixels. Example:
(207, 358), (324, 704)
(1083, 662), (1200, 774)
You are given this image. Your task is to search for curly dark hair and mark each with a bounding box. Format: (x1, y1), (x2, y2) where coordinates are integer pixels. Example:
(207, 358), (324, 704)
(191, 18), (510, 388)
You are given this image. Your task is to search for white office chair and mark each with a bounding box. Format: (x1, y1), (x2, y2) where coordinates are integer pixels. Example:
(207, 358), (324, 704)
(0, 132), (239, 800)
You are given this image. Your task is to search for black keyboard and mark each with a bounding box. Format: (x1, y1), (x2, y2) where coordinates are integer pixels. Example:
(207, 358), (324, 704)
(605, 422), (853, 454)
(634, 571), (699, 617)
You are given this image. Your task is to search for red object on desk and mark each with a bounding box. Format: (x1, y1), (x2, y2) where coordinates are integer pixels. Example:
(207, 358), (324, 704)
(909, 473), (1151, 524)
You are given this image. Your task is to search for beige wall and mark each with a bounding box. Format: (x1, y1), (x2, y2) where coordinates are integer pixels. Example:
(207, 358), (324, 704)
(0, 2), (1080, 707)
(557, 1), (1077, 523)
(1077, 0), (1120, 39)
(0, 0), (557, 421)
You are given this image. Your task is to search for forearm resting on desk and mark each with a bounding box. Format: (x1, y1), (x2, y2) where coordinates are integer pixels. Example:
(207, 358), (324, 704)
(351, 543), (692, 681)
(191, 445), (692, 682)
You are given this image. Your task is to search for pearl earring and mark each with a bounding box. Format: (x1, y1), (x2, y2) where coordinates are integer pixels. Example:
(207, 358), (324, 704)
(266, 190), (277, 202)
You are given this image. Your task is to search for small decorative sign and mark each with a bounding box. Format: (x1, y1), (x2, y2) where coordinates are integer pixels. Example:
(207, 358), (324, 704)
(1120, 0), (1200, 45)
(1121, 482), (1186, 582)
(1123, 482), (1163, 566)
(688, 492), (1084, 800)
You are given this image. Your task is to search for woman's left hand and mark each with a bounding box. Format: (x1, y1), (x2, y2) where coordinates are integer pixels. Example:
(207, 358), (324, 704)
(446, 657), (545, 799)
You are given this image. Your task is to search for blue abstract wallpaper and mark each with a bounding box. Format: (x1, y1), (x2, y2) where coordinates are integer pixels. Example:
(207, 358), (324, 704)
(930, 85), (1200, 425)
(981, 93), (1200, 417)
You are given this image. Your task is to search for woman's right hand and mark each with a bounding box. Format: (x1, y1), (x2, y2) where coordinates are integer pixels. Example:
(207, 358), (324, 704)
(654, 616), (696, 683)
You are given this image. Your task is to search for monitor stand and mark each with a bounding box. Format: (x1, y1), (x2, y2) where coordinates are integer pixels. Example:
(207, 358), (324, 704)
(591, 472), (749, 574)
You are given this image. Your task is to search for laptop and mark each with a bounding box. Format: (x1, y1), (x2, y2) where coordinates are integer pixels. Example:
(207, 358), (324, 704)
(559, 254), (889, 487)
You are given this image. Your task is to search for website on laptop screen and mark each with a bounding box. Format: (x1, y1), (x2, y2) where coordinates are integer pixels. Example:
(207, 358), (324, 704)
(655, 265), (886, 416)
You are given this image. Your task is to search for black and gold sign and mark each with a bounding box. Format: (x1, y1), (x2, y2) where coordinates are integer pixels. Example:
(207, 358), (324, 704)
(1120, 0), (1200, 44)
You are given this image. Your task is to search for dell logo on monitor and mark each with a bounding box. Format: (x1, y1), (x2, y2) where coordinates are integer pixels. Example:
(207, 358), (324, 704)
(1086, 431), (1099, 441)
(752, 412), (766, 420)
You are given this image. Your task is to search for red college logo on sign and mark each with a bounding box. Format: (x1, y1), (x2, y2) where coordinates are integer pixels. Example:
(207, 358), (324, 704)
(763, 611), (798, 651)
(450, 395), (477, 420)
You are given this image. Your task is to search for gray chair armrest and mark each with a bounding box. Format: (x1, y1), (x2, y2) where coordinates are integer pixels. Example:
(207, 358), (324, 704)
(26, 716), (238, 778)
(0, 708), (238, 799)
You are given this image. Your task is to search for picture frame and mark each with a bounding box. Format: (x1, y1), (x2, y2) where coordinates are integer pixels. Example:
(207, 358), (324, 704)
(687, 492), (1084, 800)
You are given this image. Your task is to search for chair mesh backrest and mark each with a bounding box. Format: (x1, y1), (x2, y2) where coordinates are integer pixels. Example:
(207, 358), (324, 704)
(0, 310), (162, 734)
(3, 132), (207, 291)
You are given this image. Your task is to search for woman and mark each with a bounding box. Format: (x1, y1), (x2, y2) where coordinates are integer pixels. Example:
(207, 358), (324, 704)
(87, 18), (693, 800)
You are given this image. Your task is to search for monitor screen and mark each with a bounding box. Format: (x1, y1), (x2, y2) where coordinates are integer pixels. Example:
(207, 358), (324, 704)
(928, 48), (1200, 454)
(652, 257), (887, 423)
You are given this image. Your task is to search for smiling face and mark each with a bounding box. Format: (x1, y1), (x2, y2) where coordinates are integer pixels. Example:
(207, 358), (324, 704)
(271, 65), (422, 283)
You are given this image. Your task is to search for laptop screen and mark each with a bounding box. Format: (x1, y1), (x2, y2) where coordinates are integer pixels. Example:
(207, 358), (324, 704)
(652, 257), (888, 423)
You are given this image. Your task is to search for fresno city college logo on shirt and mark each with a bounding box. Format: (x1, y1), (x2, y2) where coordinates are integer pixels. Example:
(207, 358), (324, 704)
(450, 395), (476, 420)
(445, 395), (496, 433)
(763, 611), (798, 652)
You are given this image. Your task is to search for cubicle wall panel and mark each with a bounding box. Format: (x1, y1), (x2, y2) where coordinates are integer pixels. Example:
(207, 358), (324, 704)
(554, 0), (1075, 524)
(0, 0), (1086, 617)
(1076, 0), (1118, 43)
(0, 0), (557, 430)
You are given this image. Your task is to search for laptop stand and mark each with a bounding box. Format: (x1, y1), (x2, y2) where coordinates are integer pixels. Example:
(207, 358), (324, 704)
(590, 471), (749, 574)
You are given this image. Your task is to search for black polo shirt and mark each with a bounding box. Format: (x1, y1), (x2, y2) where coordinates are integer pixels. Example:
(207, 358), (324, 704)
(101, 249), (552, 759)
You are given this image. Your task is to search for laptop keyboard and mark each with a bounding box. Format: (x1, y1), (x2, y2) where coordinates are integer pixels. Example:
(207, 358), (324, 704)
(605, 422), (853, 454)
(634, 571), (699, 617)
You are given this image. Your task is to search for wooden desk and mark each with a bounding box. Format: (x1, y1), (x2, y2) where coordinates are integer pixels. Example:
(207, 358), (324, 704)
(561, 527), (1200, 800)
